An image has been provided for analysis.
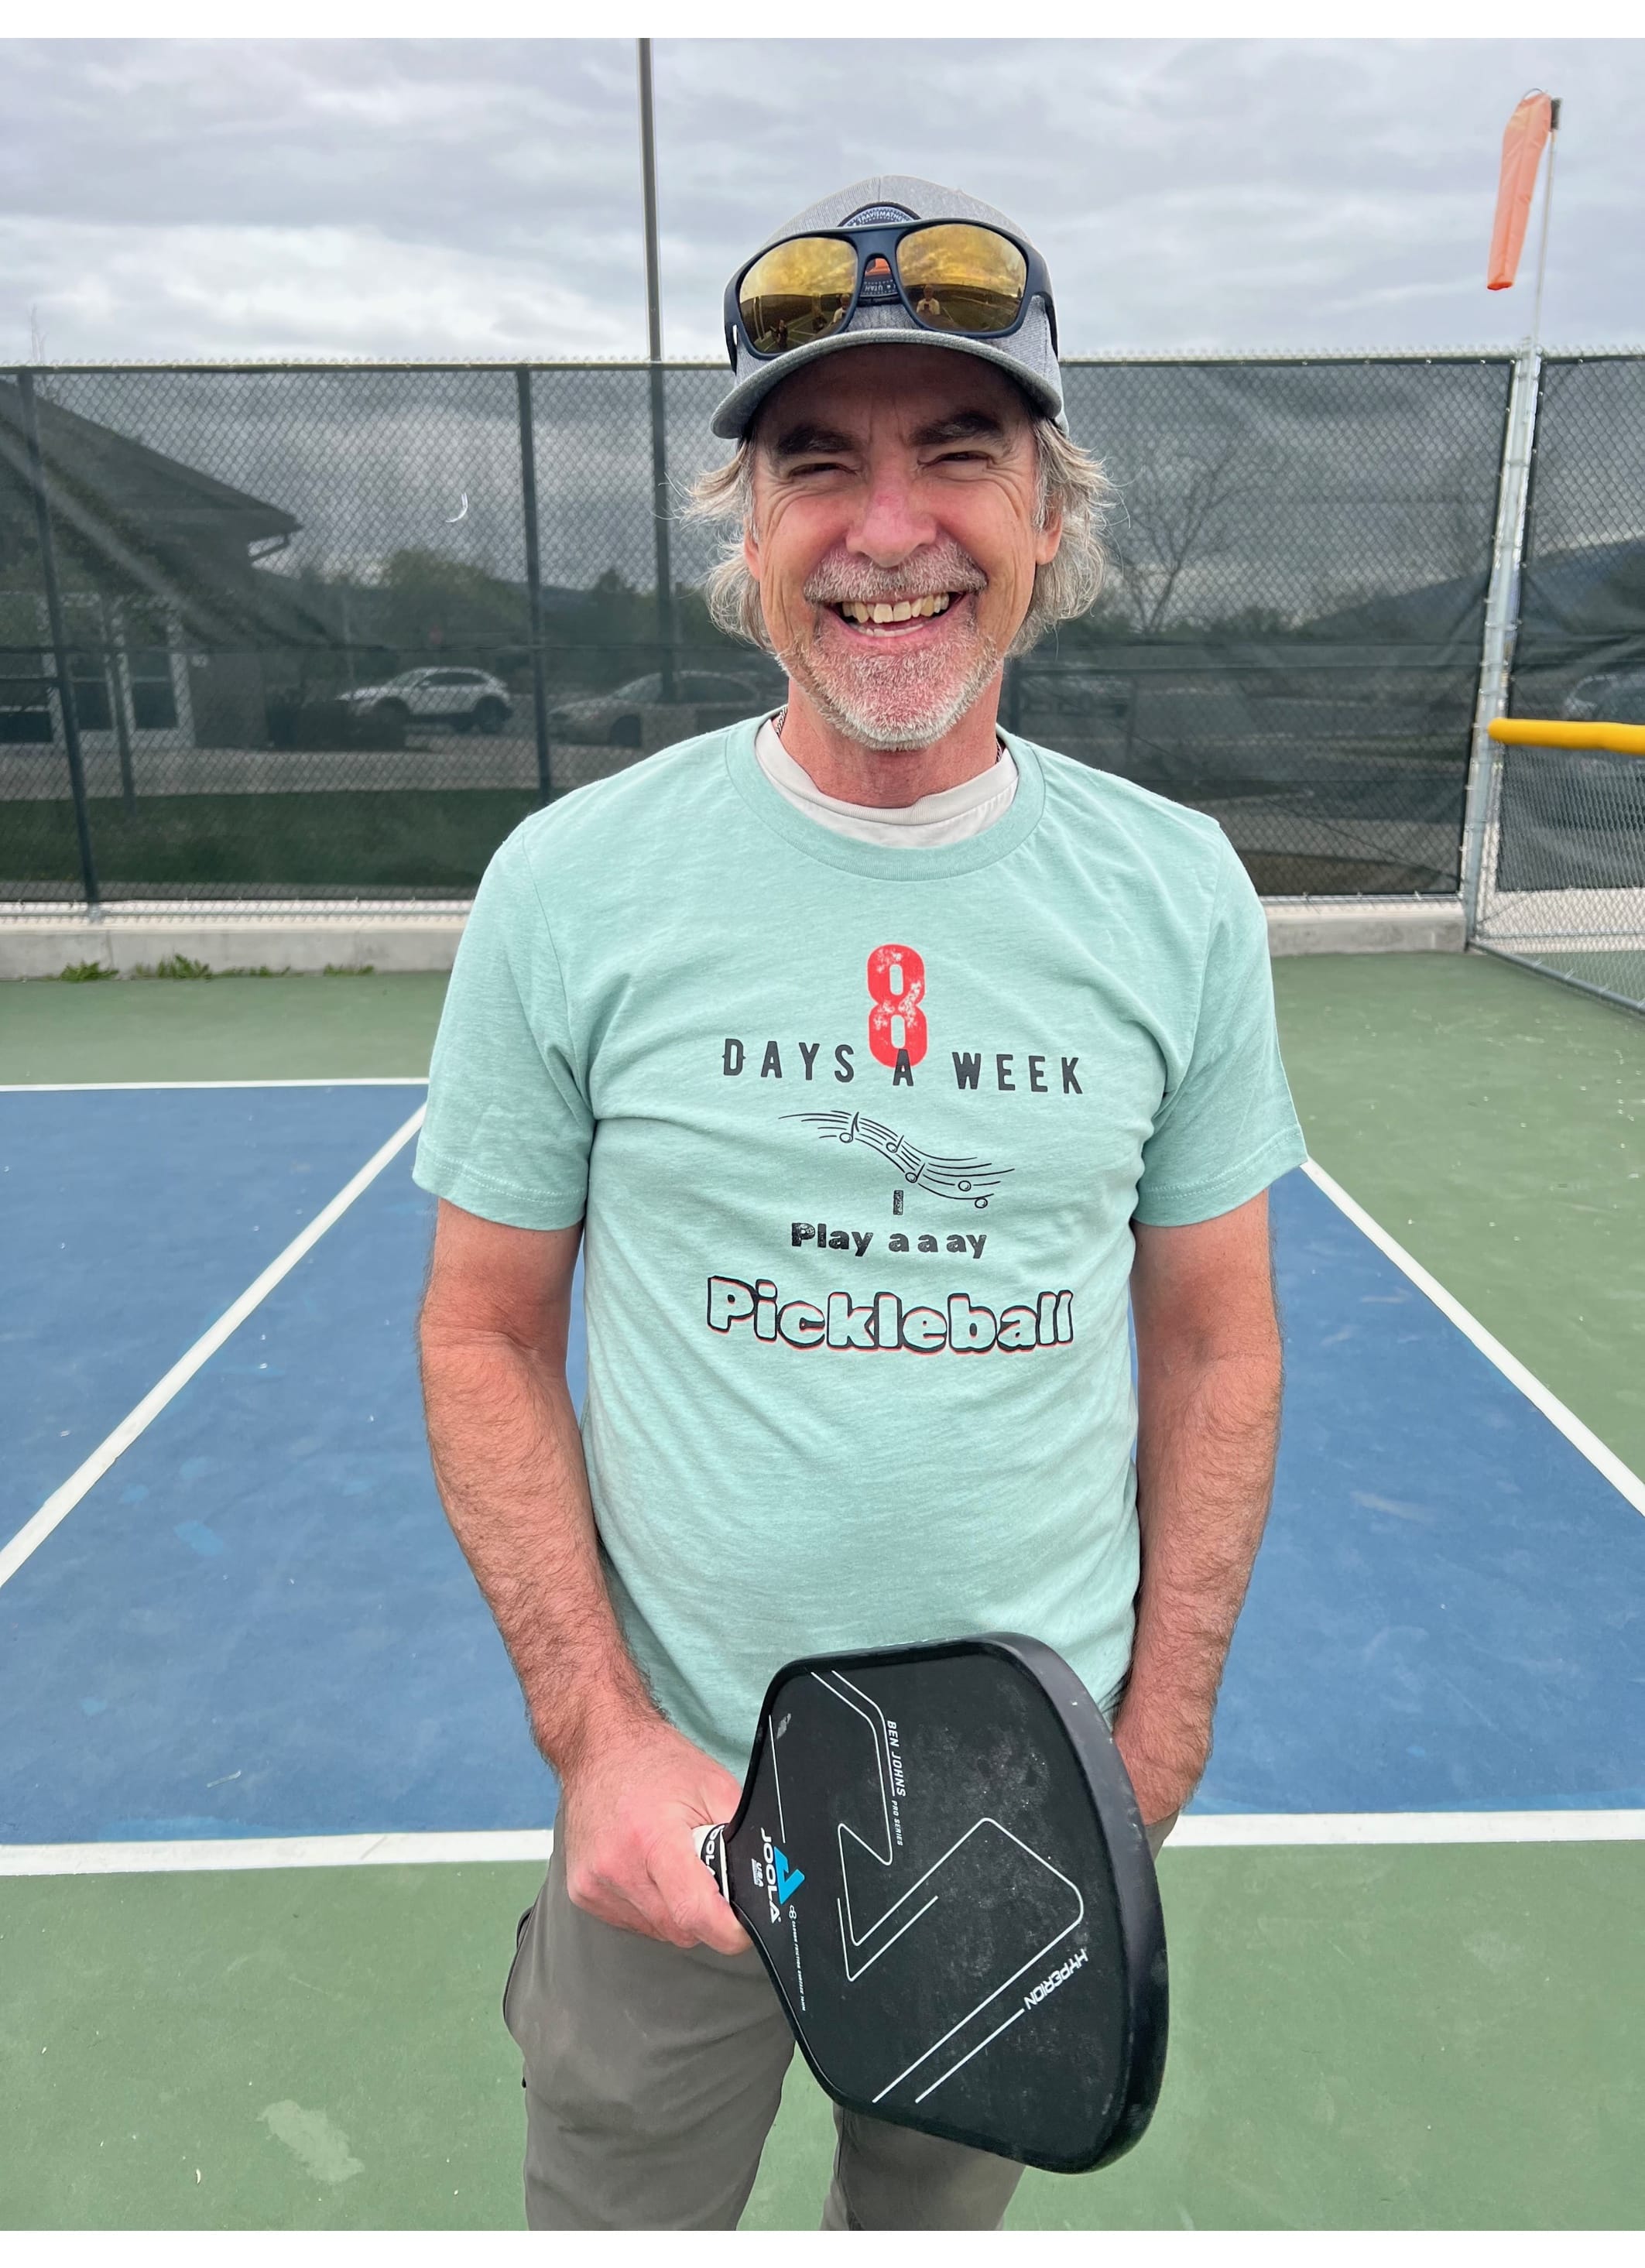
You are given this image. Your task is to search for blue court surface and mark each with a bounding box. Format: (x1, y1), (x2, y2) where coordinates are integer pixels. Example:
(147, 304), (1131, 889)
(2, 1078), (1643, 1848)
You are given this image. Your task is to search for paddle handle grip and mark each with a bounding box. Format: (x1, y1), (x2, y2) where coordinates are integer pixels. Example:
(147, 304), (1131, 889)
(693, 1822), (730, 1900)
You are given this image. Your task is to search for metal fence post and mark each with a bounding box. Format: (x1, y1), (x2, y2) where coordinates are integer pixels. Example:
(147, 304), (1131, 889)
(646, 366), (677, 702)
(1460, 344), (1542, 940)
(98, 591), (138, 817)
(18, 368), (101, 913)
(638, 40), (677, 701)
(515, 365), (554, 803)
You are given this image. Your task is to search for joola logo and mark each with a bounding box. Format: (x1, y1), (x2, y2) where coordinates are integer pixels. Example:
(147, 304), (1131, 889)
(759, 1828), (805, 1921)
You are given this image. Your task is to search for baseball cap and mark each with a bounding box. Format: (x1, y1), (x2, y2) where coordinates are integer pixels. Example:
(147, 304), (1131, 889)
(711, 174), (1064, 441)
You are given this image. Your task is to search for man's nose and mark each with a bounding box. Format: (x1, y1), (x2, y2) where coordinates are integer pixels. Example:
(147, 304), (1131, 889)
(845, 466), (938, 566)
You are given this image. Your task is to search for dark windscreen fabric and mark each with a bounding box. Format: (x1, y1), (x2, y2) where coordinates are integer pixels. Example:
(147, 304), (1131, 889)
(1040, 358), (1512, 899)
(1509, 355), (1645, 731)
(2, 356), (1512, 905)
(1487, 357), (1645, 913)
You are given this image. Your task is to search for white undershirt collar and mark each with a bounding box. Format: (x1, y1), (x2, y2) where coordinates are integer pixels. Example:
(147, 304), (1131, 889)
(754, 718), (1018, 850)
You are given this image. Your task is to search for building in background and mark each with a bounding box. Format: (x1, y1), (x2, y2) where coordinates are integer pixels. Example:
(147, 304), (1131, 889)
(0, 379), (306, 759)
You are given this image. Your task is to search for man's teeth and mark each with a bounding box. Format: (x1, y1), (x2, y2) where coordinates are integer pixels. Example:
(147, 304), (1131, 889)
(838, 593), (954, 625)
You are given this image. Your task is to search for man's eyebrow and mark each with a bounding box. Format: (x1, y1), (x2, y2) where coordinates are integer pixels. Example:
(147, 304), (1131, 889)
(766, 422), (857, 463)
(913, 411), (1009, 447)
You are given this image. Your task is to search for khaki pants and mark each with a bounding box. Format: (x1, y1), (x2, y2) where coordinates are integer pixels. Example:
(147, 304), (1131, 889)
(502, 1816), (1176, 2230)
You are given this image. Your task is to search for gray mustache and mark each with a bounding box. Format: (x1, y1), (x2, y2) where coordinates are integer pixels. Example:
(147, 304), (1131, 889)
(804, 547), (988, 605)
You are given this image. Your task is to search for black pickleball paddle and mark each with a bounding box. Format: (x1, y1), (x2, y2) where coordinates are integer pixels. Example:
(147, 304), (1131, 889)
(694, 1633), (1167, 2174)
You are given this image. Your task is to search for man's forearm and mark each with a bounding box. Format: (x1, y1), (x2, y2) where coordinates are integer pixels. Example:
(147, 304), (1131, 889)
(418, 1201), (749, 1953)
(420, 1323), (655, 1770)
(1118, 1338), (1283, 1813)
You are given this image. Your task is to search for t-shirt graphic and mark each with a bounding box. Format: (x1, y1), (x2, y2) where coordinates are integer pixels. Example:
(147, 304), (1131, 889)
(415, 721), (1307, 1773)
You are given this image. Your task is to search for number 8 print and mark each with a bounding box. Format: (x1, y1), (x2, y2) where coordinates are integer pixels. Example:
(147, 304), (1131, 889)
(866, 943), (927, 1067)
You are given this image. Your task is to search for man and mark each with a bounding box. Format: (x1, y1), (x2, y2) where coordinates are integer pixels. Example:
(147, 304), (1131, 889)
(415, 176), (1305, 2232)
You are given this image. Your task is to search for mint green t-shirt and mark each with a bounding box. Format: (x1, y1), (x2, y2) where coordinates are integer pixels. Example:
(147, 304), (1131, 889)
(414, 720), (1306, 1774)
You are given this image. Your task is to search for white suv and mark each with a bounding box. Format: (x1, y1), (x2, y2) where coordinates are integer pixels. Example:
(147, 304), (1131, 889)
(342, 667), (513, 735)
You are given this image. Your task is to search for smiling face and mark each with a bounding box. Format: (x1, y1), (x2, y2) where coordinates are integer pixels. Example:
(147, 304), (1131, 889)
(743, 346), (1062, 753)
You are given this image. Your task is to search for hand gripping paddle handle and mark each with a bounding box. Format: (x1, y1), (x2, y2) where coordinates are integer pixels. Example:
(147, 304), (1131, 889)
(693, 1822), (730, 1900)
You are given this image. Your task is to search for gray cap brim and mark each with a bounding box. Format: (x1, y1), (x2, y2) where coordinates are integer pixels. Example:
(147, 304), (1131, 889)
(711, 173), (1064, 442)
(711, 314), (1064, 440)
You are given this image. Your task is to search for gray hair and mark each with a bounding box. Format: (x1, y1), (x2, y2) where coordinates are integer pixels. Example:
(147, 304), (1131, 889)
(687, 415), (1112, 657)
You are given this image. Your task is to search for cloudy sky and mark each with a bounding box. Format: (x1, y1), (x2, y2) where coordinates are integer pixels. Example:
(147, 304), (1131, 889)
(4, 37), (1642, 368)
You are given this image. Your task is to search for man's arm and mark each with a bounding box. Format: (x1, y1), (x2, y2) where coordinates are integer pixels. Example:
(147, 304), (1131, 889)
(1116, 1190), (1283, 1826)
(417, 1196), (746, 1954)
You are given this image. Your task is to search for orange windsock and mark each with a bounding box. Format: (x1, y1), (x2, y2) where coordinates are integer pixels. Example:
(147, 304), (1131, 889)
(1488, 91), (1554, 290)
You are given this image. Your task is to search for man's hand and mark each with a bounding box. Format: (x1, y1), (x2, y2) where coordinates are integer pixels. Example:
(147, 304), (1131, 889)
(1111, 1693), (1212, 1829)
(557, 1713), (751, 1957)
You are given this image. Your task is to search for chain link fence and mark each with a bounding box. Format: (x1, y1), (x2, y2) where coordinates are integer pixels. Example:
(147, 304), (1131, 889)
(1040, 358), (1510, 897)
(0, 347), (1561, 910)
(1470, 355), (1645, 1012)
(0, 362), (776, 905)
(1473, 731), (1645, 1012)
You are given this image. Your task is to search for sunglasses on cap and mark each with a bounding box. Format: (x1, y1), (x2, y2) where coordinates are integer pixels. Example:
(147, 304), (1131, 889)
(725, 220), (1058, 365)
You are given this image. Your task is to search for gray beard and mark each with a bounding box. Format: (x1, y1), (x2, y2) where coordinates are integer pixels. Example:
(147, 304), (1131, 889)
(784, 624), (1004, 753)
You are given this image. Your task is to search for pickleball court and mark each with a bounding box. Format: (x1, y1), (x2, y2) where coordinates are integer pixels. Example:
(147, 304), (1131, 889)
(2, 954), (1641, 2230)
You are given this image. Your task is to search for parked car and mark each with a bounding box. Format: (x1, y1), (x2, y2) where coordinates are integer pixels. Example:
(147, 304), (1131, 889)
(341, 667), (512, 734)
(548, 667), (781, 748)
(1561, 668), (1645, 727)
(267, 690), (406, 752)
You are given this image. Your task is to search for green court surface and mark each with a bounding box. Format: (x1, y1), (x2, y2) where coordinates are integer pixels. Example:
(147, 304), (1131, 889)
(2, 949), (1642, 2230)
(0, 967), (451, 1088)
(1, 1848), (1639, 2232)
(1, 1844), (1639, 2232)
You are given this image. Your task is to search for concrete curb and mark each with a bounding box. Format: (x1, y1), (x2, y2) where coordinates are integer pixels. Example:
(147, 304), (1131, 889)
(0, 896), (1464, 980)
(0, 910), (468, 981)
(1264, 898), (1465, 957)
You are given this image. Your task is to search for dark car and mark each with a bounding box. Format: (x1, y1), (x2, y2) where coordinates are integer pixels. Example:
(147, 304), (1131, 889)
(548, 667), (781, 748)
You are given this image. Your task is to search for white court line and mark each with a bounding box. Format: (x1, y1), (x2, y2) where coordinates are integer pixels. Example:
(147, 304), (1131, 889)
(1302, 1156), (1645, 1520)
(1172, 1811), (1645, 1848)
(0, 1831), (553, 1878)
(3, 1812), (1642, 1879)
(0, 1078), (428, 1092)
(0, 1103), (427, 1595)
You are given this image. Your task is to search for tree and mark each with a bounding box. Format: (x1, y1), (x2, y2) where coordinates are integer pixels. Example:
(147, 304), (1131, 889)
(1102, 434), (1276, 637)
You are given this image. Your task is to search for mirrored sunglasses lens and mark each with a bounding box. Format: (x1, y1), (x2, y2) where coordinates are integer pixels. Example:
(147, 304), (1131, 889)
(737, 239), (857, 355)
(896, 224), (1029, 335)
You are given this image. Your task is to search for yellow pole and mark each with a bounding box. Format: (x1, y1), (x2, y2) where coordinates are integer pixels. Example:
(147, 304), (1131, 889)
(1489, 716), (1645, 757)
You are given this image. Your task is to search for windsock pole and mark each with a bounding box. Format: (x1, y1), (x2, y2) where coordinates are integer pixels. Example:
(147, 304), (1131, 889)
(1529, 98), (1562, 348)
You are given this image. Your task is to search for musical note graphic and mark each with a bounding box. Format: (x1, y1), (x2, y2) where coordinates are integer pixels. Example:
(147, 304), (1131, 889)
(784, 1112), (1012, 1210)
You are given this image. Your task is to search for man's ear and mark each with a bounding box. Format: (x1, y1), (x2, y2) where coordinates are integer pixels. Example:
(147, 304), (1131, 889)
(1034, 502), (1064, 568)
(742, 516), (762, 581)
